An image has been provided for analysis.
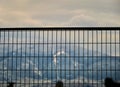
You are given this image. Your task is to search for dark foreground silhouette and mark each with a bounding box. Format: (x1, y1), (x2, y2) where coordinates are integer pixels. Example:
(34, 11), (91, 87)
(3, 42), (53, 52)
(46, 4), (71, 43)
(55, 81), (63, 87)
(7, 82), (15, 87)
(104, 77), (120, 87)
(5, 78), (120, 87)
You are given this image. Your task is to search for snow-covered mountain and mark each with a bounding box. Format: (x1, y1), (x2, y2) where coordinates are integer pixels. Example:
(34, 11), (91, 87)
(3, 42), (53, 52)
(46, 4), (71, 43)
(0, 44), (119, 86)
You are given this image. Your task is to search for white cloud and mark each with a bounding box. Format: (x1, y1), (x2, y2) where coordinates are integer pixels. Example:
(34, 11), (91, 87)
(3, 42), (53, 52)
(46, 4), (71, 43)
(61, 9), (120, 27)
(0, 0), (120, 27)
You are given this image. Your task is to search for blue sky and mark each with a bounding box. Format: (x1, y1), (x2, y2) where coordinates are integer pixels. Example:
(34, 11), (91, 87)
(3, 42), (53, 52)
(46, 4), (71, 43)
(0, 0), (120, 27)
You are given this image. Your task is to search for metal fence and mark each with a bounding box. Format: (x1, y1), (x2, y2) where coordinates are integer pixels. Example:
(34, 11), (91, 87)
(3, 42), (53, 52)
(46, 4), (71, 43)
(0, 29), (120, 87)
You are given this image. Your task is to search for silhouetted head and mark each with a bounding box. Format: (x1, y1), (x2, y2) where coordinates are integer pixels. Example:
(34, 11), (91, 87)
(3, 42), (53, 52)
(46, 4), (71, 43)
(55, 81), (63, 87)
(104, 77), (114, 87)
(7, 82), (15, 87)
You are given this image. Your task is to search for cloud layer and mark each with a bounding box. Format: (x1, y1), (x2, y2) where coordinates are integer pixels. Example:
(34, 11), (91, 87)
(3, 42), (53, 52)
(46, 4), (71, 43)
(0, 0), (120, 27)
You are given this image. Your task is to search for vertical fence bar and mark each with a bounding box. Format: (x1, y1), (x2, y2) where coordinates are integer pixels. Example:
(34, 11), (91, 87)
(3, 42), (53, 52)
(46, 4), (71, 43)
(115, 31), (116, 81)
(0, 29), (120, 87)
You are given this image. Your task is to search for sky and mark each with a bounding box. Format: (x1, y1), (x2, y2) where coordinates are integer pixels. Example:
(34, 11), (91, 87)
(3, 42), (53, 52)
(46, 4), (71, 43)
(0, 0), (120, 27)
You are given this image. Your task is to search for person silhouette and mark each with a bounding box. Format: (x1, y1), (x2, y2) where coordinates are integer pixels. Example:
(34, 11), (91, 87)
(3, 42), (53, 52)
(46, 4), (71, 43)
(104, 77), (120, 87)
(7, 82), (15, 87)
(55, 81), (63, 87)
(104, 77), (114, 87)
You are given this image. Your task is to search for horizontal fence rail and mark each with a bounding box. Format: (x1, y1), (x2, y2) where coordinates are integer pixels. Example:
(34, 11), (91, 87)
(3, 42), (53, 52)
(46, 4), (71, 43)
(0, 30), (120, 87)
